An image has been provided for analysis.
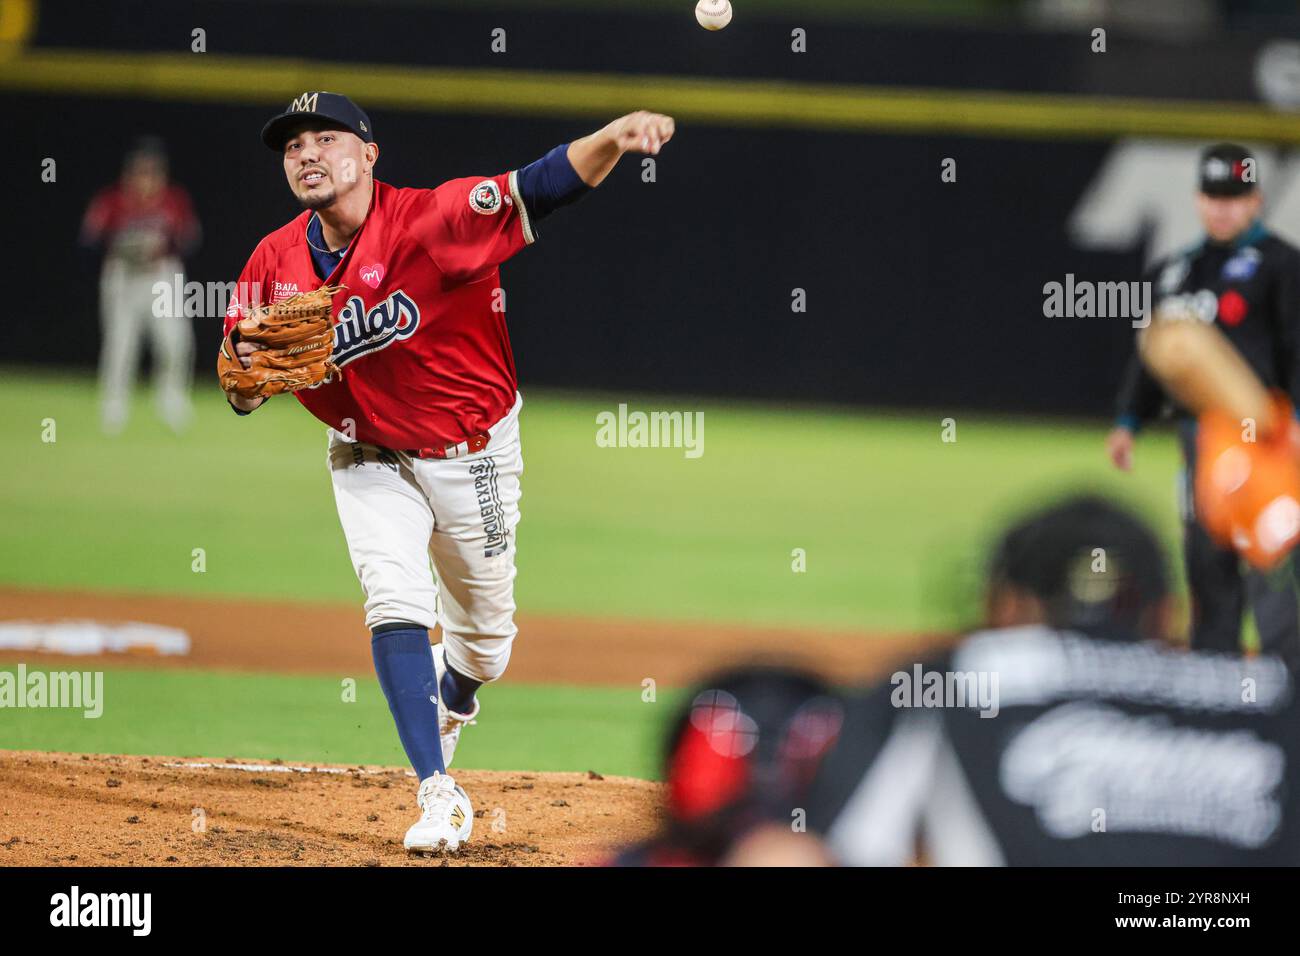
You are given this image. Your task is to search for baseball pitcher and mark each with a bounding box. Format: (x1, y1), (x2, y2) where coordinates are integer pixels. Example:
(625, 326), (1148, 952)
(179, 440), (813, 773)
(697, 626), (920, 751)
(221, 92), (674, 853)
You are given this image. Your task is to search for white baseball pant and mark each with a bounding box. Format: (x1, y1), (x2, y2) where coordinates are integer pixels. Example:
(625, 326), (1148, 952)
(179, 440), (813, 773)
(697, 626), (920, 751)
(98, 257), (194, 433)
(327, 394), (524, 683)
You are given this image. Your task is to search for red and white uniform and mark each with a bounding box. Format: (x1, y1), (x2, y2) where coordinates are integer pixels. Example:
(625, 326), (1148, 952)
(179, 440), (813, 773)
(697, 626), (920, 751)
(82, 183), (201, 433)
(83, 184), (199, 263)
(228, 174), (536, 681)
(225, 174), (534, 451)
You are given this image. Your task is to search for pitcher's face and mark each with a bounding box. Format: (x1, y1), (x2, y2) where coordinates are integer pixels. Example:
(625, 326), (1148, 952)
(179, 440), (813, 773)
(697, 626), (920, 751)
(283, 125), (375, 211)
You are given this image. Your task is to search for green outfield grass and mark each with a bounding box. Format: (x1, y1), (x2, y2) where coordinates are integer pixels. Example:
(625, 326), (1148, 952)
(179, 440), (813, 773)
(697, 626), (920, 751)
(0, 665), (681, 779)
(0, 368), (1193, 773)
(0, 366), (1183, 633)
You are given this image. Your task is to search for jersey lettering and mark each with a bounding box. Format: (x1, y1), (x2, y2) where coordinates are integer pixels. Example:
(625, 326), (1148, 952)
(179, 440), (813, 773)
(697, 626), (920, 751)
(333, 289), (421, 367)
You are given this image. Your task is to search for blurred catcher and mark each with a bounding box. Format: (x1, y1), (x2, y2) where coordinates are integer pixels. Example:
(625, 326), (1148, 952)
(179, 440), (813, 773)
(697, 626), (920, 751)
(807, 496), (1300, 866)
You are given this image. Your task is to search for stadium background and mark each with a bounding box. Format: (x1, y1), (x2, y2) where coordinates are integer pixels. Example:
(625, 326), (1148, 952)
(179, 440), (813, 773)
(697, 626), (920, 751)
(2, 0), (1299, 863)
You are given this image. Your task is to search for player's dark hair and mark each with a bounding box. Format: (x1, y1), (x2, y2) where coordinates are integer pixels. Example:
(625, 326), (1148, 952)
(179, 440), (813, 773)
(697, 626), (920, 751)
(986, 494), (1169, 640)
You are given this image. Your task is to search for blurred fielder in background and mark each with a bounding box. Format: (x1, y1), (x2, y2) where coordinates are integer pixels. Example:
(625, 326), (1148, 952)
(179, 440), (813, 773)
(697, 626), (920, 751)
(80, 138), (200, 435)
(1107, 144), (1300, 665)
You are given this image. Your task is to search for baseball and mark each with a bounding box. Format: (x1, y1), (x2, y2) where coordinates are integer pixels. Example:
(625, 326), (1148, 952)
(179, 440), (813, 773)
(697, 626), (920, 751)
(695, 0), (732, 31)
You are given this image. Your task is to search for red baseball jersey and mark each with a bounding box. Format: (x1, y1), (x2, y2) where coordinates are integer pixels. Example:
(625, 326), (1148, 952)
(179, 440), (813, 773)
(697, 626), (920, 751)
(81, 183), (200, 258)
(225, 174), (535, 449)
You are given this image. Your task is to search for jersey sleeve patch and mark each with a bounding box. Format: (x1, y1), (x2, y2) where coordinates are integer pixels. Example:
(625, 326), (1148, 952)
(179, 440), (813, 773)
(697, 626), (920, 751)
(468, 179), (503, 216)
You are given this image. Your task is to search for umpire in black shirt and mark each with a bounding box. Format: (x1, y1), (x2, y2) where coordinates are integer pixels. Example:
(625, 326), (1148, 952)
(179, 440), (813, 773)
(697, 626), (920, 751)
(1107, 143), (1300, 665)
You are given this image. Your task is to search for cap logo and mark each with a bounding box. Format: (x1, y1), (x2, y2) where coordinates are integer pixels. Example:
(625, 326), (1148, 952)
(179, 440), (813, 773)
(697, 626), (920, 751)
(290, 92), (320, 113)
(1204, 157), (1230, 181)
(359, 120), (368, 132)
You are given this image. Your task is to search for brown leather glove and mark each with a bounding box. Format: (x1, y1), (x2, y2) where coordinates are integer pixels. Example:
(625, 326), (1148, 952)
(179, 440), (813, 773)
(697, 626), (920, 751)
(218, 285), (341, 400)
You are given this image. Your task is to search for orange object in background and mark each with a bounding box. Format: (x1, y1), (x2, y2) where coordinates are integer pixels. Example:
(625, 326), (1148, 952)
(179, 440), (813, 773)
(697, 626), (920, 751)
(1196, 392), (1300, 570)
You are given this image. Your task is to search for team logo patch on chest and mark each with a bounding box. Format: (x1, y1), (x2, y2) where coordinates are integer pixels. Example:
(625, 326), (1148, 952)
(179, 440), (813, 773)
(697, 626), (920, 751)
(469, 180), (502, 216)
(332, 290), (421, 367)
(1222, 247), (1261, 282)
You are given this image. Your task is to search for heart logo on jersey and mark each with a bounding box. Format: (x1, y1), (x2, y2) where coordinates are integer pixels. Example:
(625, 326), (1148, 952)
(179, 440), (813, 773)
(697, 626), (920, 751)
(359, 263), (385, 289)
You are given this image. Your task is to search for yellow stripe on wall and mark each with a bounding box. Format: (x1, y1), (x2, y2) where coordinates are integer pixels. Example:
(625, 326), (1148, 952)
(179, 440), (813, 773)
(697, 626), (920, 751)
(2, 46), (1299, 142)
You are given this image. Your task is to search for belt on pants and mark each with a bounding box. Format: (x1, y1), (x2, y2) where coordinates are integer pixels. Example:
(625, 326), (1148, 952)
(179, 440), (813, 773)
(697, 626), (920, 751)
(403, 432), (491, 460)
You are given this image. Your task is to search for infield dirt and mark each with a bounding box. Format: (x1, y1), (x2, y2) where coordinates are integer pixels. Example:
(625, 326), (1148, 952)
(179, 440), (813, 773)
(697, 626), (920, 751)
(0, 586), (945, 684)
(0, 751), (662, 866)
(0, 586), (946, 866)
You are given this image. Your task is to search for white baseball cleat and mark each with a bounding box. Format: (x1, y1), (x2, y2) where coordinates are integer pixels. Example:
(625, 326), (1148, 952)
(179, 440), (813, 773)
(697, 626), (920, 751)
(431, 642), (480, 769)
(404, 772), (473, 854)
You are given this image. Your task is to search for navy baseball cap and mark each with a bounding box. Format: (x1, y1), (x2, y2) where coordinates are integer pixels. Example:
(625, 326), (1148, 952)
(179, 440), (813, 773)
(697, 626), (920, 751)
(1199, 143), (1257, 197)
(261, 91), (374, 151)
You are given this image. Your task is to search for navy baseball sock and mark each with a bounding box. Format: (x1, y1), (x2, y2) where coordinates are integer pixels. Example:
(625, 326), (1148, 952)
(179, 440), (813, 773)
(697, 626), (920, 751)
(440, 661), (482, 715)
(371, 623), (445, 781)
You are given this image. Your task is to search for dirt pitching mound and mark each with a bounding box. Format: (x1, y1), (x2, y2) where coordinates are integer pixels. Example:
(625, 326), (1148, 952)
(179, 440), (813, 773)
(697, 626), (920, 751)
(0, 751), (663, 867)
